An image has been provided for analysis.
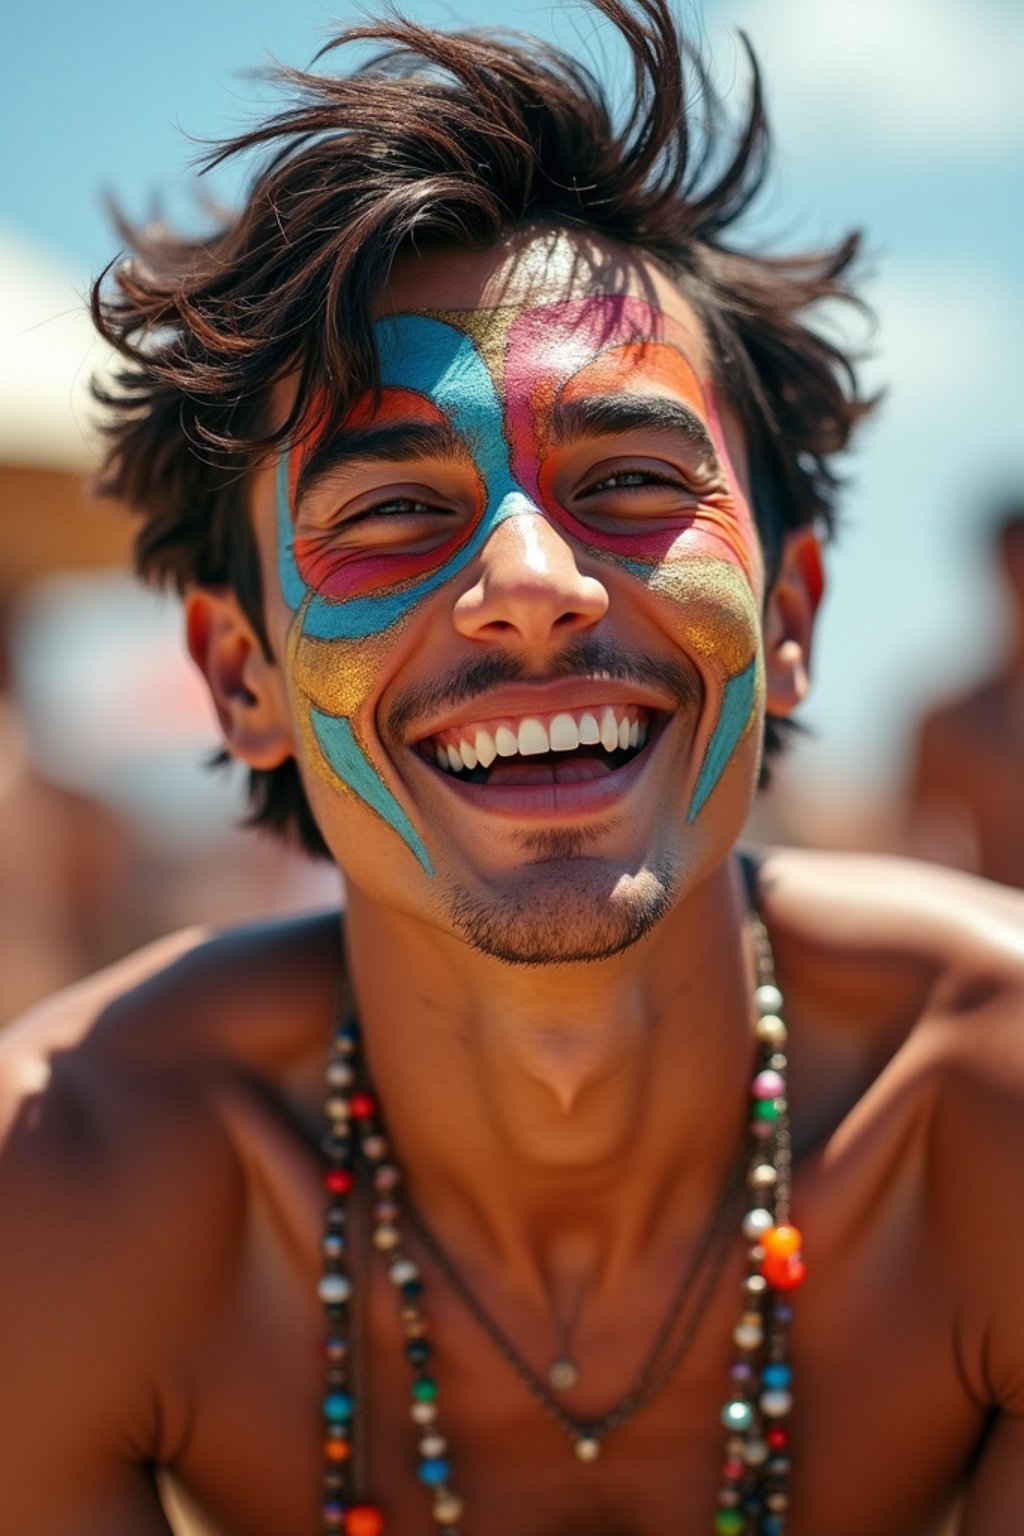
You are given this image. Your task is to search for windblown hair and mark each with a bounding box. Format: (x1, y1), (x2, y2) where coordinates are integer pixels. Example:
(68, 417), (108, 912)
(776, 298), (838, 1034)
(92, 0), (873, 858)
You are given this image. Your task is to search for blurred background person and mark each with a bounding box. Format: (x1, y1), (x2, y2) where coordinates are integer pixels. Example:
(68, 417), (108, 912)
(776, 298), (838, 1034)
(904, 503), (1024, 886)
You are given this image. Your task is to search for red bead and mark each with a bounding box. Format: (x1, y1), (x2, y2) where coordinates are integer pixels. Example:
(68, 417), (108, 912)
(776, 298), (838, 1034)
(326, 1169), (354, 1196)
(722, 1457), (745, 1479)
(762, 1251), (806, 1291)
(349, 1092), (376, 1120)
(767, 1426), (789, 1450)
(346, 1506), (384, 1536)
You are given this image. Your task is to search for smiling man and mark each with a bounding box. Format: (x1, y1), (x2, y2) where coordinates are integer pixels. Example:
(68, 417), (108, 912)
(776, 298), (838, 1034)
(2, 3), (1023, 1535)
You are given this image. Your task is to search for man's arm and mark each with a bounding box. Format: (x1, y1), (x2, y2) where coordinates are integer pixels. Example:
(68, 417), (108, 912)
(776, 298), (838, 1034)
(926, 907), (1024, 1535)
(0, 955), (241, 1536)
(0, 1036), (174, 1533)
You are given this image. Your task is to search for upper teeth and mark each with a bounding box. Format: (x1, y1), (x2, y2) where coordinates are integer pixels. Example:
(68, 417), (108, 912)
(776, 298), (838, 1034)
(427, 705), (650, 774)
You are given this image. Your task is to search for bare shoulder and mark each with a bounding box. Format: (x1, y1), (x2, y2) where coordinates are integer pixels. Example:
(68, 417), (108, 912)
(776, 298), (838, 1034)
(756, 844), (1024, 994)
(0, 911), (341, 1485)
(758, 847), (1024, 1410)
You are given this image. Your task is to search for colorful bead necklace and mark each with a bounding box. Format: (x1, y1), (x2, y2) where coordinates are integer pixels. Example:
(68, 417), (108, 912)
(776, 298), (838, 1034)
(318, 907), (804, 1536)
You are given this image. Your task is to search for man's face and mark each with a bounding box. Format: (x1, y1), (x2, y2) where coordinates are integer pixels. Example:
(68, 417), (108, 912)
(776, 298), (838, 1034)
(255, 231), (772, 962)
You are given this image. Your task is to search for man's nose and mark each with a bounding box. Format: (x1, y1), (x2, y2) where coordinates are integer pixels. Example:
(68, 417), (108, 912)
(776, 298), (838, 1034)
(452, 510), (610, 649)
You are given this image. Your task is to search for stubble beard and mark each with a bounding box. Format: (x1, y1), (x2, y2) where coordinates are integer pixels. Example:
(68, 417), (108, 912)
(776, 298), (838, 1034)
(443, 844), (680, 965)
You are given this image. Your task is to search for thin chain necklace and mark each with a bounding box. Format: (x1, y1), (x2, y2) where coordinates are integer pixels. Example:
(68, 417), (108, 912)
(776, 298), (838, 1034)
(405, 1142), (746, 1456)
(318, 909), (804, 1535)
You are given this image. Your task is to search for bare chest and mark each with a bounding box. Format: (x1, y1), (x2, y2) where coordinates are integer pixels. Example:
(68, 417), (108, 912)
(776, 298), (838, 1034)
(167, 1147), (981, 1536)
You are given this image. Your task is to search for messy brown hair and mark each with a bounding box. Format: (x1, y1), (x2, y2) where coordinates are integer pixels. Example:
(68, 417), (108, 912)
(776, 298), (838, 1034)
(92, 0), (873, 859)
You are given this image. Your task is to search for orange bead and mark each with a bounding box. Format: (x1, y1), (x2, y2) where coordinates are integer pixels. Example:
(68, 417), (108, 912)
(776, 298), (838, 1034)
(324, 1437), (352, 1462)
(763, 1223), (802, 1259)
(346, 1506), (385, 1536)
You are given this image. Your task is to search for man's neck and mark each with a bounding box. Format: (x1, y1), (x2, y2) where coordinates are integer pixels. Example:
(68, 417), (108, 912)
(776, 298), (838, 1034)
(340, 855), (757, 1309)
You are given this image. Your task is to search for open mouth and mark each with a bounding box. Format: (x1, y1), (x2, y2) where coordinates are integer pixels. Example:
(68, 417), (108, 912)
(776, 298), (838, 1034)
(415, 704), (662, 788)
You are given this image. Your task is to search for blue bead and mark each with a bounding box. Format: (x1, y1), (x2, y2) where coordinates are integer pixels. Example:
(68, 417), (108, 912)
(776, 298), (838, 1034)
(323, 1391), (355, 1422)
(417, 1456), (451, 1486)
(762, 1362), (792, 1388)
(405, 1338), (431, 1365)
(401, 1279), (424, 1299)
(763, 1518), (785, 1536)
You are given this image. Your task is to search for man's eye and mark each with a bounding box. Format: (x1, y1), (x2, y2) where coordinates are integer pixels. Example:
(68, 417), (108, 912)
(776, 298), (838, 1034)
(362, 497), (439, 519)
(582, 469), (680, 495)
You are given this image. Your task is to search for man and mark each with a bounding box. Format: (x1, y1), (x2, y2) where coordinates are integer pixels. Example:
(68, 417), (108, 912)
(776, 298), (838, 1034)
(2, 2), (1022, 1533)
(906, 505), (1024, 887)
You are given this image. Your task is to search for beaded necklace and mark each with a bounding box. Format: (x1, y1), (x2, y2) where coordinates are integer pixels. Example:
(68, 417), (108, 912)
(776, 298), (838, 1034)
(318, 906), (804, 1536)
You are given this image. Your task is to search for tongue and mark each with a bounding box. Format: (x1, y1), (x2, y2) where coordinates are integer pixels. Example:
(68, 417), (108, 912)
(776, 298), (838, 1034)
(484, 755), (617, 787)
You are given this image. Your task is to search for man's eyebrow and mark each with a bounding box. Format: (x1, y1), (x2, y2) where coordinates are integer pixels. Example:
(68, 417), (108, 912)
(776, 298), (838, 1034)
(295, 419), (465, 504)
(550, 394), (718, 460)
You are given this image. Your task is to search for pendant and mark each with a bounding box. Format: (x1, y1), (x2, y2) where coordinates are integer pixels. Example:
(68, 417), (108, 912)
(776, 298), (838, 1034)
(548, 1355), (579, 1391)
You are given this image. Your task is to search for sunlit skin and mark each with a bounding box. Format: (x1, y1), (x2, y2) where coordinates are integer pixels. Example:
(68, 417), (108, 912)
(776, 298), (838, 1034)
(3, 228), (1024, 1536)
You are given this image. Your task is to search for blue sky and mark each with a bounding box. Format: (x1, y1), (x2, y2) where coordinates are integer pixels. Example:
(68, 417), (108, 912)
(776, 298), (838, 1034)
(3, 0), (1023, 815)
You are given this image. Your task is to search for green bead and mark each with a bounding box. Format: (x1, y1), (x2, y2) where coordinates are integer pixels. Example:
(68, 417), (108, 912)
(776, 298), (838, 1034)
(753, 1100), (780, 1122)
(713, 1511), (745, 1535)
(413, 1377), (438, 1402)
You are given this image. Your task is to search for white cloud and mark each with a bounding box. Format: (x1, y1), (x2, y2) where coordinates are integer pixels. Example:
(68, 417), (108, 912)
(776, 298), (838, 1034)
(707, 0), (1024, 155)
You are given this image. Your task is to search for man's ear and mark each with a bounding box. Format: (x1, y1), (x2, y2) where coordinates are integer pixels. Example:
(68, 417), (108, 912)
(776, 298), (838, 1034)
(763, 527), (825, 718)
(185, 586), (295, 769)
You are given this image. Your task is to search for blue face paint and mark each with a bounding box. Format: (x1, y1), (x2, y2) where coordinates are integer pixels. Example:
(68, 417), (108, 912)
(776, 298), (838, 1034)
(687, 658), (758, 823)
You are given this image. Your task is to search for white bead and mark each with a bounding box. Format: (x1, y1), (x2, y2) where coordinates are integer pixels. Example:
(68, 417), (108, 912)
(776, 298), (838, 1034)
(324, 1095), (351, 1120)
(433, 1493), (465, 1524)
(419, 1433), (447, 1458)
(411, 1400), (438, 1424)
(743, 1437), (769, 1465)
(317, 1274), (352, 1305)
(742, 1207), (774, 1241)
(362, 1134), (388, 1160)
(750, 1164), (778, 1190)
(756, 1014), (787, 1046)
(326, 1061), (354, 1088)
(733, 1320), (764, 1351)
(373, 1224), (401, 1250)
(575, 1436), (601, 1462)
(755, 984), (783, 1013)
(760, 1388), (793, 1417)
(388, 1259), (420, 1287)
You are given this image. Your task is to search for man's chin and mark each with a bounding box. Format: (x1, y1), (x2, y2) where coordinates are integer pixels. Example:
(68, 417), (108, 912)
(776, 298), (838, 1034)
(442, 857), (678, 966)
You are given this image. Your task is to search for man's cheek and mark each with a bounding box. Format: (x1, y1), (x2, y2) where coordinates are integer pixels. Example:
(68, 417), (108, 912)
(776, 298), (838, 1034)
(288, 619), (400, 719)
(285, 608), (434, 875)
(620, 553), (765, 823)
(642, 555), (761, 675)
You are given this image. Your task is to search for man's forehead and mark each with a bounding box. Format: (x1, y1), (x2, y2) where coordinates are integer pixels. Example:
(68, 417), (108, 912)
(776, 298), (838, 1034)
(378, 229), (712, 373)
(267, 231), (716, 440)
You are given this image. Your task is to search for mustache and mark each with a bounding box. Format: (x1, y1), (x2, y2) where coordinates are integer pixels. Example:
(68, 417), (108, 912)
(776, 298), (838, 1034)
(385, 637), (700, 739)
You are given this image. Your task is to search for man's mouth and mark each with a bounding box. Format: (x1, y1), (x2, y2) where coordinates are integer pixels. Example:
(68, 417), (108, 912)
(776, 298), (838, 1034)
(416, 704), (660, 787)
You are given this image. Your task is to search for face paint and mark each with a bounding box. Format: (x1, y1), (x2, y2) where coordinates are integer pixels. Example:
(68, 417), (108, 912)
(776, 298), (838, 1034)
(276, 293), (764, 868)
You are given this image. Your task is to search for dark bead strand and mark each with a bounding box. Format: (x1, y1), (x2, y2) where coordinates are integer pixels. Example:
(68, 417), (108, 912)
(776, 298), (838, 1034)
(319, 1020), (360, 1533)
